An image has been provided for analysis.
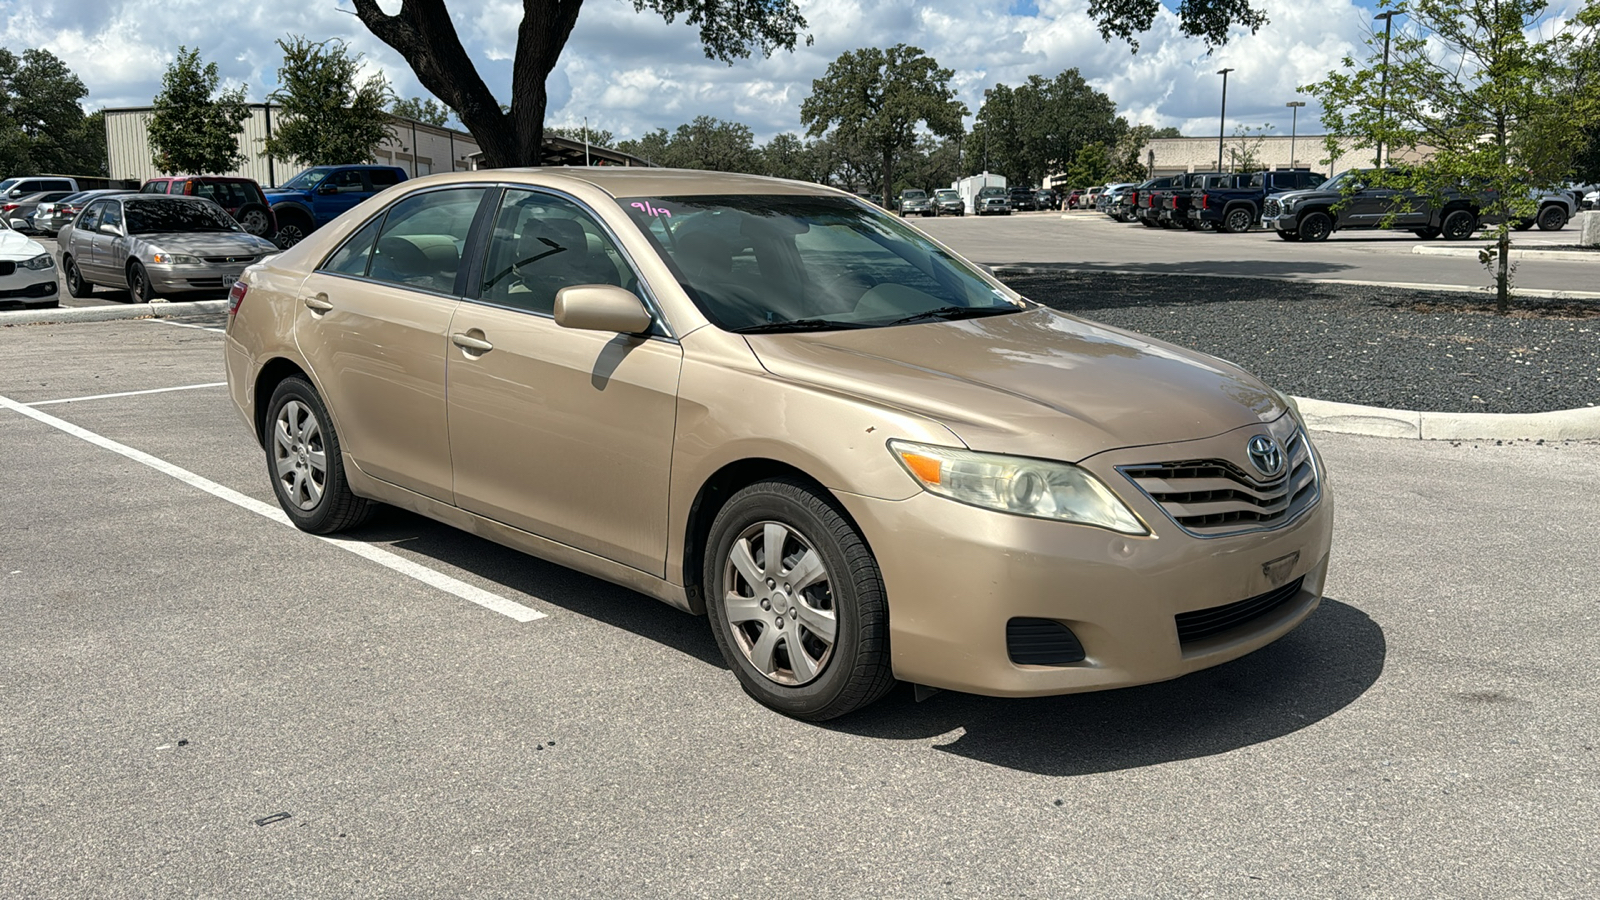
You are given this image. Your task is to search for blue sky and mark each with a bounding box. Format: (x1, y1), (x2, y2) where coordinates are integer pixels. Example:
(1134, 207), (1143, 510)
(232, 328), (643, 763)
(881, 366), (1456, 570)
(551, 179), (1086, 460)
(2, 0), (1404, 142)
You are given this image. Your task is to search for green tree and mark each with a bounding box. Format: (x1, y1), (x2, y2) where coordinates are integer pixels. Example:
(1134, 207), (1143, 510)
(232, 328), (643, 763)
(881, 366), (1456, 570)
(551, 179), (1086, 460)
(1063, 142), (1114, 188)
(967, 70), (1124, 185)
(759, 132), (810, 180)
(1224, 123), (1274, 172)
(1089, 0), (1269, 49)
(391, 96), (450, 126)
(1304, 0), (1600, 313)
(547, 124), (616, 148)
(801, 44), (966, 207)
(667, 116), (758, 172)
(352, 1), (808, 169)
(0, 48), (93, 174)
(263, 37), (395, 167)
(147, 47), (250, 174)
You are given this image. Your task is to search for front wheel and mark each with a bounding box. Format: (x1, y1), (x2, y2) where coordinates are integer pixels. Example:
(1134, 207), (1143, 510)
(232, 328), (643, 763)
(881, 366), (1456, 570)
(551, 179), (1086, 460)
(1537, 205), (1568, 231)
(264, 377), (374, 534)
(1441, 209), (1477, 240)
(1298, 212), (1333, 242)
(127, 261), (156, 303)
(1223, 207), (1254, 234)
(1276, 230), (1300, 241)
(704, 478), (895, 721)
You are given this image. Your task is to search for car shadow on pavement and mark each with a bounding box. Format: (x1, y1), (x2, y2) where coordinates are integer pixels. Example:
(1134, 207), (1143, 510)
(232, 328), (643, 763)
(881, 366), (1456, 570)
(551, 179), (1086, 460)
(354, 507), (729, 669)
(1001, 260), (1358, 281)
(824, 598), (1384, 777)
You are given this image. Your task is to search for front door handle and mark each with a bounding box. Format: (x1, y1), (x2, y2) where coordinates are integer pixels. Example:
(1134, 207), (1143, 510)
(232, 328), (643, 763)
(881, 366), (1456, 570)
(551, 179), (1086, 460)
(304, 294), (334, 312)
(451, 332), (494, 353)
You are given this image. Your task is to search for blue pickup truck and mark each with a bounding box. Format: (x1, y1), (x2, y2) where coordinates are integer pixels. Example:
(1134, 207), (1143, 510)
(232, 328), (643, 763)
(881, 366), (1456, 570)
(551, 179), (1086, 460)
(1188, 169), (1325, 234)
(265, 165), (408, 248)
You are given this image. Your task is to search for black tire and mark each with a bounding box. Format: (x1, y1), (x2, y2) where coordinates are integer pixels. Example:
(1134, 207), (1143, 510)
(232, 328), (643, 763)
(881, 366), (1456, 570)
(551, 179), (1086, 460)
(1536, 205), (1567, 231)
(1139, 218), (1159, 228)
(1298, 211), (1333, 242)
(704, 478), (895, 721)
(263, 376), (374, 534)
(1512, 220), (1535, 231)
(62, 254), (93, 298)
(127, 261), (156, 303)
(1276, 231), (1300, 241)
(1441, 209), (1476, 240)
(235, 204), (276, 239)
(1223, 207), (1254, 234)
(273, 210), (313, 249)
(1413, 227), (1442, 240)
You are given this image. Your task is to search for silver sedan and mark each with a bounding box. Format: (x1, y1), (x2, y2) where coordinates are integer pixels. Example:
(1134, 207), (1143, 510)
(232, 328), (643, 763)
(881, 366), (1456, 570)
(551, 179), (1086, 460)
(57, 195), (279, 302)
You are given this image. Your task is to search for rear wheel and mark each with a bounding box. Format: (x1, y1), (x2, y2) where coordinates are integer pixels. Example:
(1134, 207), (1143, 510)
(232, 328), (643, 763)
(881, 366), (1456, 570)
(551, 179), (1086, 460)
(236, 204), (275, 239)
(705, 478), (895, 721)
(264, 377), (374, 534)
(62, 255), (93, 297)
(1223, 207), (1254, 234)
(1536, 205), (1568, 231)
(273, 210), (313, 249)
(1441, 209), (1477, 240)
(1298, 212), (1333, 242)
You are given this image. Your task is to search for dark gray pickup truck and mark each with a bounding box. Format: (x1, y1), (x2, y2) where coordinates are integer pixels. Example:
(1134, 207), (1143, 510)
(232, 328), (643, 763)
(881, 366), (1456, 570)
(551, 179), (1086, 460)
(1261, 169), (1483, 242)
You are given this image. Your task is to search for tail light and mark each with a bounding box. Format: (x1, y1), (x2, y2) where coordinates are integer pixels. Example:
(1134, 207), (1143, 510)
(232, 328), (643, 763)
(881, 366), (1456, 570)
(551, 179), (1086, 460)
(1, 203), (17, 213)
(1202, 193), (1209, 209)
(227, 281), (248, 318)
(183, 181), (195, 195)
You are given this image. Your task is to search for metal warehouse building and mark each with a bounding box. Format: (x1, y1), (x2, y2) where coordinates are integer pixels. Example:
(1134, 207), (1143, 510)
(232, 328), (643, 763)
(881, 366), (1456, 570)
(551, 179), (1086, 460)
(104, 104), (483, 188)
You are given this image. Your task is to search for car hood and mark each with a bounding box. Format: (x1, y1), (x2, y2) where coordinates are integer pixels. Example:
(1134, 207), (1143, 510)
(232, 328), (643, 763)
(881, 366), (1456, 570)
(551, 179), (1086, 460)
(262, 189), (309, 203)
(137, 232), (278, 256)
(744, 306), (1285, 462)
(0, 228), (46, 260)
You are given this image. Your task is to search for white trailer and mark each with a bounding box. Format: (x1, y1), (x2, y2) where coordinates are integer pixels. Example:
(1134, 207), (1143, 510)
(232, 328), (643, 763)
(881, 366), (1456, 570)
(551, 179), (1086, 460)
(954, 173), (1007, 215)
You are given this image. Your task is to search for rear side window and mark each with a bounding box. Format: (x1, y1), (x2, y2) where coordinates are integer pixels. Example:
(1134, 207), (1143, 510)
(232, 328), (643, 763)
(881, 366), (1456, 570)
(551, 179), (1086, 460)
(328, 170), (365, 193)
(369, 169), (403, 189)
(365, 187), (487, 295)
(194, 181), (251, 209)
(321, 215), (386, 278)
(79, 201), (107, 230)
(141, 182), (167, 193)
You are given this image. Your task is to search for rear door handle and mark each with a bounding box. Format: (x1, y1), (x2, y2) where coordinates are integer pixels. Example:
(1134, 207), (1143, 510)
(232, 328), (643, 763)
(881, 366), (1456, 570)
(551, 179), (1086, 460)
(451, 333), (494, 352)
(304, 294), (334, 312)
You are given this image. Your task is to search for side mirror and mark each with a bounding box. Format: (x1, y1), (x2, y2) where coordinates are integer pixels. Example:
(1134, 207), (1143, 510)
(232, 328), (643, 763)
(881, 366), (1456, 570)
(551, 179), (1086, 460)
(7, 218), (28, 231)
(317, 183), (339, 195)
(99, 222), (122, 236)
(554, 285), (654, 335)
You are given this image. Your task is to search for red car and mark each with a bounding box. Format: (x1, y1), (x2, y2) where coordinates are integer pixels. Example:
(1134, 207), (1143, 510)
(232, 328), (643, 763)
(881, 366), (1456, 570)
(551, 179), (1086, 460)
(140, 176), (276, 240)
(1066, 189), (1085, 209)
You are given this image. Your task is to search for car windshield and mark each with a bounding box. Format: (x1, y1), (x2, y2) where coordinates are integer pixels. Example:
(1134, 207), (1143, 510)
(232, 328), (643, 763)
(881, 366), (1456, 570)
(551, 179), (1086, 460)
(902, 190), (926, 200)
(979, 187), (1006, 197)
(619, 194), (1025, 333)
(125, 199), (242, 234)
(935, 190), (958, 199)
(0, 179), (16, 194)
(280, 168), (333, 191)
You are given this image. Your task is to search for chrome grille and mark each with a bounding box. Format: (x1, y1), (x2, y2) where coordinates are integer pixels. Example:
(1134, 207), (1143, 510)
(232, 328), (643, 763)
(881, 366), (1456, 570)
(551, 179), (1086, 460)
(1119, 429), (1319, 537)
(1263, 198), (1282, 217)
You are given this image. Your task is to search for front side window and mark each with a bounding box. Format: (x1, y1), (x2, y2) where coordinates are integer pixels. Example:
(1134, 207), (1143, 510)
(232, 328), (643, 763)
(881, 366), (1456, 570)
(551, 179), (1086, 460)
(477, 189), (638, 315)
(365, 187), (486, 294)
(618, 194), (1023, 333)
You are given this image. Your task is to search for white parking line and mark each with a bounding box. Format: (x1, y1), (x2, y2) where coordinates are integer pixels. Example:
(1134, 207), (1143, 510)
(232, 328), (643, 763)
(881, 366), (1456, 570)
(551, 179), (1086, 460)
(0, 392), (546, 623)
(150, 318), (226, 334)
(26, 382), (228, 407)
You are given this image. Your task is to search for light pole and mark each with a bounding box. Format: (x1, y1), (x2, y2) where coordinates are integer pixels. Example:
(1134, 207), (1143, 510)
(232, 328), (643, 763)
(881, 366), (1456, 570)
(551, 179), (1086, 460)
(1216, 68), (1235, 173)
(583, 115), (591, 166)
(1373, 9), (1403, 167)
(1285, 101), (1306, 167)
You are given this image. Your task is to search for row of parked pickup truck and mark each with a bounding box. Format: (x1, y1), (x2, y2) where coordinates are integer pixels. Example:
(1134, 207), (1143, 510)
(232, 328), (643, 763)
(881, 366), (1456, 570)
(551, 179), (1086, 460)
(1095, 169), (1583, 241)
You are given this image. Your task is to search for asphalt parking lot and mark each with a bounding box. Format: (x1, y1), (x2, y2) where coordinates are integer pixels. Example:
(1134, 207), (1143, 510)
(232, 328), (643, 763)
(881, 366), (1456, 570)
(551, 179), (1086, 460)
(2, 313), (1597, 896)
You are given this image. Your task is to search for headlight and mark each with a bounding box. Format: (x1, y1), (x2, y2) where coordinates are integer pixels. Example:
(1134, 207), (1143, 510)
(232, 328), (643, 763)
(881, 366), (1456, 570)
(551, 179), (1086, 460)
(151, 253), (201, 265)
(19, 253), (54, 270)
(1268, 387), (1303, 425)
(1280, 197), (1298, 211)
(889, 440), (1148, 534)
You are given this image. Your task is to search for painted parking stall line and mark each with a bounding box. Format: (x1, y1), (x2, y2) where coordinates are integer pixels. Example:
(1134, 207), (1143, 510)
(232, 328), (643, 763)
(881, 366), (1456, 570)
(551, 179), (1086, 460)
(26, 382), (227, 407)
(0, 392), (546, 623)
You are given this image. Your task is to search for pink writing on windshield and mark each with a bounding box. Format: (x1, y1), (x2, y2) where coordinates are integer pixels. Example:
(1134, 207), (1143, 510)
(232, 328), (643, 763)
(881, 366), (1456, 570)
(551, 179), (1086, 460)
(630, 201), (672, 217)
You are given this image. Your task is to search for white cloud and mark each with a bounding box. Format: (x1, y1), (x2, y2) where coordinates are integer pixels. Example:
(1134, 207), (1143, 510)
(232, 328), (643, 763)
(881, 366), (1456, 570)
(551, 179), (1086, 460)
(2, 0), (1379, 140)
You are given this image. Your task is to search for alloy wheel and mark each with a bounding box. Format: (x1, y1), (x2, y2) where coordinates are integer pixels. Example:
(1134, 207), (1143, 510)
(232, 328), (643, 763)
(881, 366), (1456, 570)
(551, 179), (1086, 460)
(275, 224), (306, 249)
(1227, 209), (1252, 233)
(720, 520), (838, 686)
(273, 399), (327, 510)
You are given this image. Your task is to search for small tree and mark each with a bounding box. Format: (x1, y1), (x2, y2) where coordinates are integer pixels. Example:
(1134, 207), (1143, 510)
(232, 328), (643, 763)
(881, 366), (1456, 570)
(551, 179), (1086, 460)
(148, 47), (249, 174)
(802, 44), (966, 206)
(1305, 0), (1600, 313)
(1225, 124), (1274, 172)
(391, 96), (449, 126)
(263, 37), (395, 167)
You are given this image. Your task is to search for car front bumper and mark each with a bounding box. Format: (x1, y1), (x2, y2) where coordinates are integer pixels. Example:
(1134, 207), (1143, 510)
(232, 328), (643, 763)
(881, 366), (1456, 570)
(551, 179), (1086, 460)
(1262, 212), (1298, 232)
(148, 261), (257, 294)
(0, 268), (60, 307)
(834, 423), (1335, 697)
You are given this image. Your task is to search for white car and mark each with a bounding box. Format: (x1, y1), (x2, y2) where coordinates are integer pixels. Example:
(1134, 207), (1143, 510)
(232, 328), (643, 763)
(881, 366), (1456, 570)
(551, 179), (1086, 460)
(1585, 189), (1598, 211)
(0, 216), (59, 309)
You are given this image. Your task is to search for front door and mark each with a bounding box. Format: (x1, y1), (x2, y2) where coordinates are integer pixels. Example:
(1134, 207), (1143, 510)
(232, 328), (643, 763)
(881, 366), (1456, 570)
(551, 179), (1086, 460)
(446, 188), (682, 576)
(294, 186), (488, 501)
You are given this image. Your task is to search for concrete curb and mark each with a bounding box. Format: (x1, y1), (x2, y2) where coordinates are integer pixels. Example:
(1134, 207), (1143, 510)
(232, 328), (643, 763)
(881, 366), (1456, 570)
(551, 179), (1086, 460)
(1296, 396), (1600, 441)
(989, 263), (1600, 300)
(0, 299), (229, 327)
(1413, 244), (1599, 262)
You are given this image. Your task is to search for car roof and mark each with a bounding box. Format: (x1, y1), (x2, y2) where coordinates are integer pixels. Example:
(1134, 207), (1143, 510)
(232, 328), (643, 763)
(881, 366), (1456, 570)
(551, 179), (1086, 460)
(422, 167), (849, 199)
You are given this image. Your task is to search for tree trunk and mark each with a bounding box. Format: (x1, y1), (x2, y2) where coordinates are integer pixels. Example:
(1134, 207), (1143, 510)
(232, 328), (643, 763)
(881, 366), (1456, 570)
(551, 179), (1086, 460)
(1496, 229), (1510, 316)
(882, 146), (894, 211)
(352, 0), (582, 168)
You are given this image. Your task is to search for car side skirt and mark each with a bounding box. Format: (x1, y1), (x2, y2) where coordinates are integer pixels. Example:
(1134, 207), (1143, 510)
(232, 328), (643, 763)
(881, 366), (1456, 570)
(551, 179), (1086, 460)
(342, 456), (695, 614)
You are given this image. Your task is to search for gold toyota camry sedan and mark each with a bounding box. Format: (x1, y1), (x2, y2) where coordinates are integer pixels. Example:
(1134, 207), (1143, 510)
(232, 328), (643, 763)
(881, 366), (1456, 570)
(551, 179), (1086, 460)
(225, 169), (1332, 720)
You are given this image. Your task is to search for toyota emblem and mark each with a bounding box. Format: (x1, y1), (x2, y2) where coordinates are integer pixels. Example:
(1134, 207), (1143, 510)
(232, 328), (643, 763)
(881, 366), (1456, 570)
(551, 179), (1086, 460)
(1247, 435), (1285, 478)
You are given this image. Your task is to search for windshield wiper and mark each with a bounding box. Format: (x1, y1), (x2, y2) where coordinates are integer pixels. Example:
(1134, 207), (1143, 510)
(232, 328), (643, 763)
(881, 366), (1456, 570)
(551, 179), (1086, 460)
(733, 318), (868, 334)
(885, 305), (1016, 326)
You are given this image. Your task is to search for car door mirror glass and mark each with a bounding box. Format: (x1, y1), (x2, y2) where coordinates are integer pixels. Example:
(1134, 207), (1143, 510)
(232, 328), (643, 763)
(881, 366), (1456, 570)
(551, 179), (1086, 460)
(554, 285), (653, 335)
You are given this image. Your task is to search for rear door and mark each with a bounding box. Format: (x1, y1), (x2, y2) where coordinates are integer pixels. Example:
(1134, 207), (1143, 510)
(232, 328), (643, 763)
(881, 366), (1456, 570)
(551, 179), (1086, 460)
(294, 185), (489, 501)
